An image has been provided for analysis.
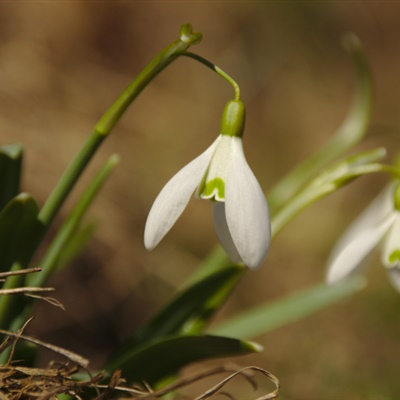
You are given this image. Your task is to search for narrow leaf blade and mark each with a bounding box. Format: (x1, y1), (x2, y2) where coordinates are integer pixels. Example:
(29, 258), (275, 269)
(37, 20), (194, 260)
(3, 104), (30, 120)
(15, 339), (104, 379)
(268, 34), (372, 211)
(211, 276), (366, 339)
(108, 264), (245, 364)
(29, 155), (119, 287)
(0, 193), (40, 272)
(107, 334), (262, 384)
(0, 144), (23, 211)
(55, 221), (97, 271)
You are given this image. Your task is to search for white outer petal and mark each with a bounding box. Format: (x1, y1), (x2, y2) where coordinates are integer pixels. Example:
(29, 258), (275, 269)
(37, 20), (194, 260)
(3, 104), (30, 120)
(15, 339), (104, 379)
(144, 138), (219, 250)
(386, 266), (400, 293)
(212, 202), (241, 263)
(326, 213), (396, 285)
(224, 137), (271, 269)
(381, 212), (400, 268)
(328, 185), (393, 264)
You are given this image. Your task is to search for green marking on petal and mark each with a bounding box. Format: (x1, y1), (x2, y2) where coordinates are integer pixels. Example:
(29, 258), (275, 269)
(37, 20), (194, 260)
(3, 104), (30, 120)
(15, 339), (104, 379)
(388, 249), (400, 265)
(200, 178), (225, 201)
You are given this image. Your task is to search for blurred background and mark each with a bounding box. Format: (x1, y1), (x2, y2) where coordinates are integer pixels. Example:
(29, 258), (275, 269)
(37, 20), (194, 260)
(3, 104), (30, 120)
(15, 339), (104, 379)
(0, 1), (399, 399)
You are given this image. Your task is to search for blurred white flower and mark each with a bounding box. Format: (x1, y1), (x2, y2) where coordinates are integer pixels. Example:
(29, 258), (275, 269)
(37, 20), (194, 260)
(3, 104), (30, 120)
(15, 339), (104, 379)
(326, 183), (400, 291)
(144, 100), (270, 269)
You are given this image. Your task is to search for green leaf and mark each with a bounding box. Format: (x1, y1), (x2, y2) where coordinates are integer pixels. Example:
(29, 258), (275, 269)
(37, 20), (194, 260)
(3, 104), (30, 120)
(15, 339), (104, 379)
(0, 194), (41, 330)
(107, 334), (262, 385)
(0, 193), (40, 272)
(55, 221), (97, 271)
(108, 264), (245, 364)
(0, 144), (23, 211)
(271, 147), (390, 238)
(29, 155), (119, 288)
(211, 276), (366, 339)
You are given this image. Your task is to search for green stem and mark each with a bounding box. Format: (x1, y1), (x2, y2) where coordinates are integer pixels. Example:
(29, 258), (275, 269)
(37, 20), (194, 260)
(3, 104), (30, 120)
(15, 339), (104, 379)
(38, 24), (202, 229)
(0, 262), (25, 331)
(267, 33), (372, 212)
(0, 156), (120, 363)
(38, 133), (103, 226)
(191, 34), (373, 277)
(177, 52), (240, 100)
(272, 163), (400, 238)
(0, 24), (201, 334)
(194, 151), (395, 274)
(31, 155), (119, 288)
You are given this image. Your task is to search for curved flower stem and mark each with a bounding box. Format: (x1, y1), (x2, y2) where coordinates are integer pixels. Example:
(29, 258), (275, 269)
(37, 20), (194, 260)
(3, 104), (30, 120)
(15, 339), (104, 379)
(177, 52), (241, 101)
(194, 34), (373, 280)
(0, 24), (202, 332)
(38, 24), (202, 229)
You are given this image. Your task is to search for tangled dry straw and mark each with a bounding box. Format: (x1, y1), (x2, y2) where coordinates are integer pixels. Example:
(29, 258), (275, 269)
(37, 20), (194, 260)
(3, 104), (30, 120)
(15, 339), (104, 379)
(0, 269), (280, 399)
(0, 363), (109, 400)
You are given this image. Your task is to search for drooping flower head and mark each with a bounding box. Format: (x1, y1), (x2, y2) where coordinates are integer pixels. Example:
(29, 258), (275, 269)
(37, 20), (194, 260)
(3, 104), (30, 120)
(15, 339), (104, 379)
(326, 181), (400, 291)
(144, 100), (271, 269)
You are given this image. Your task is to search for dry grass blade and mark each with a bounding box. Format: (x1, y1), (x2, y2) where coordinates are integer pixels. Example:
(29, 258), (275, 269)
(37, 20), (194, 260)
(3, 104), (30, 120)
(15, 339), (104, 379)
(0, 267), (42, 280)
(4, 317), (34, 364)
(96, 370), (125, 400)
(24, 293), (65, 310)
(0, 335), (14, 356)
(193, 366), (280, 400)
(0, 268), (64, 308)
(0, 362), (106, 400)
(99, 364), (280, 400)
(0, 328), (89, 368)
(0, 326), (124, 399)
(0, 287), (54, 295)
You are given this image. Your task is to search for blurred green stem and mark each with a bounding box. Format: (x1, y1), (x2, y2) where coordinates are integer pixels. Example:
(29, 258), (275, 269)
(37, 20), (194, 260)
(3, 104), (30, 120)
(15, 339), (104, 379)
(30, 155), (119, 288)
(177, 52), (240, 101)
(212, 276), (367, 338)
(0, 24), (201, 333)
(272, 151), (400, 237)
(0, 156), (118, 336)
(193, 33), (373, 279)
(267, 34), (372, 212)
(197, 148), (393, 275)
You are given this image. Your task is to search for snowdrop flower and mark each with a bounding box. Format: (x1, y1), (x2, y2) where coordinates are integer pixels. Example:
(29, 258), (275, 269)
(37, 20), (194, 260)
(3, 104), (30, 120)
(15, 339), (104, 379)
(144, 100), (271, 269)
(326, 182), (400, 291)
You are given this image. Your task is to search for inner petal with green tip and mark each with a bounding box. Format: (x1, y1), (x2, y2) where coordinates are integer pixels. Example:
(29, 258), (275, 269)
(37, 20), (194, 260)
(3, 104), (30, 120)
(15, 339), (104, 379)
(196, 135), (233, 202)
(389, 249), (400, 265)
(199, 177), (225, 201)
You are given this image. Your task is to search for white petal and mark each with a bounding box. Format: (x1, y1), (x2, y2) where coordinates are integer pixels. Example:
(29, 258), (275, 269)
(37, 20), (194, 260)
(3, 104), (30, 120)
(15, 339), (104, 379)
(144, 139), (219, 250)
(224, 137), (271, 269)
(212, 202), (241, 263)
(326, 213), (396, 285)
(199, 135), (232, 201)
(386, 266), (400, 293)
(381, 212), (400, 268)
(328, 185), (393, 263)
